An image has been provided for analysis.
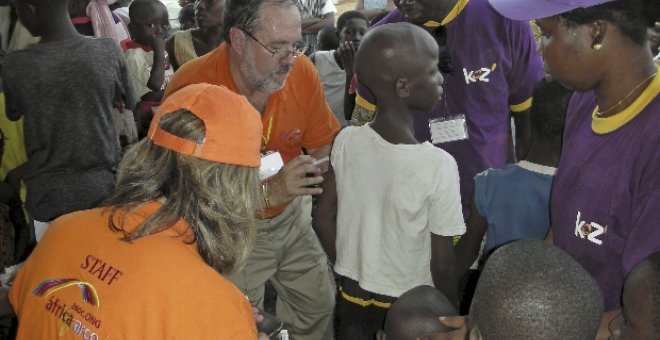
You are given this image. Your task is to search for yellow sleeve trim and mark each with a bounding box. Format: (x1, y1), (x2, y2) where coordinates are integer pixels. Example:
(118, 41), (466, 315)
(424, 0), (469, 27)
(510, 97), (533, 113)
(340, 289), (392, 308)
(356, 93), (377, 112)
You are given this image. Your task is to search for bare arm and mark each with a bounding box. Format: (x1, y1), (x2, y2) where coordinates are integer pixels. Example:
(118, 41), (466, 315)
(312, 163), (338, 262)
(453, 196), (488, 279)
(165, 34), (181, 71)
(301, 13), (335, 34)
(147, 37), (167, 92)
(0, 286), (13, 319)
(512, 109), (531, 161)
(3, 84), (21, 121)
(431, 233), (460, 308)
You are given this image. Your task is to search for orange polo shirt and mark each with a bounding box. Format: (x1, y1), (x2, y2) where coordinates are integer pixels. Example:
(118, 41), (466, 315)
(9, 204), (257, 339)
(164, 43), (340, 164)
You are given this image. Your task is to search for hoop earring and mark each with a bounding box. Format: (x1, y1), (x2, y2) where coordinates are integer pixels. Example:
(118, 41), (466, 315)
(593, 43), (602, 51)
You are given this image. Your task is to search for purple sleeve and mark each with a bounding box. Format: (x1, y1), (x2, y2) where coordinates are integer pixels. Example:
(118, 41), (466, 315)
(504, 19), (544, 108)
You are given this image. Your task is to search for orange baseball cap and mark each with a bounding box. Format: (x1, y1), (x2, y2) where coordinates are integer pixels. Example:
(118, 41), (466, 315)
(148, 83), (263, 167)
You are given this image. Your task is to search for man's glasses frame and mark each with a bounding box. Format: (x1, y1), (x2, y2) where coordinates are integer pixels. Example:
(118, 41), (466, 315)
(242, 29), (303, 59)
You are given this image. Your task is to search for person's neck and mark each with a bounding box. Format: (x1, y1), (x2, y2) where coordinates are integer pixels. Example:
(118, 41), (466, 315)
(197, 25), (224, 45)
(369, 102), (417, 145)
(523, 138), (560, 168)
(39, 17), (80, 43)
(433, 0), (460, 23)
(594, 49), (656, 118)
(228, 51), (271, 113)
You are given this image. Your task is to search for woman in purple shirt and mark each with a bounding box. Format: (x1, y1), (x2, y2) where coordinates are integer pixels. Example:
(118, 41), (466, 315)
(488, 0), (660, 339)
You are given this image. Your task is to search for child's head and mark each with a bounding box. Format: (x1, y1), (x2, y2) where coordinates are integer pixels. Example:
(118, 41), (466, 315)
(610, 250), (660, 340)
(471, 240), (603, 340)
(178, 3), (196, 30)
(336, 10), (368, 45)
(13, 0), (70, 37)
(377, 285), (458, 340)
(316, 26), (339, 51)
(530, 77), (572, 141)
(355, 22), (442, 113)
(128, 0), (169, 46)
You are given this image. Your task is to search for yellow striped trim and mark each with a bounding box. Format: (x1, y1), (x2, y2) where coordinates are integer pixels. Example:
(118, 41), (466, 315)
(423, 0), (470, 27)
(356, 93), (377, 112)
(592, 67), (660, 134)
(340, 288), (392, 308)
(510, 97), (533, 113)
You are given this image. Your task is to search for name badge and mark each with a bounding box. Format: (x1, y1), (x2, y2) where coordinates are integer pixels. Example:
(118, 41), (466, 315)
(260, 151), (284, 180)
(429, 114), (468, 144)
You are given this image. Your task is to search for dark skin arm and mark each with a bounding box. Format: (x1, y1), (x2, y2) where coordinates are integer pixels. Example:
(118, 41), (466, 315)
(431, 233), (460, 308)
(164, 34), (181, 71)
(337, 41), (358, 122)
(301, 13), (335, 34)
(3, 84), (20, 121)
(512, 108), (531, 161)
(146, 36), (167, 92)
(312, 162), (337, 262)
(453, 196), (488, 279)
(0, 286), (12, 319)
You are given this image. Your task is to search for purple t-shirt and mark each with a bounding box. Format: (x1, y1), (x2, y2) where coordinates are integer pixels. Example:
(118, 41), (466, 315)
(551, 88), (660, 310)
(358, 0), (544, 216)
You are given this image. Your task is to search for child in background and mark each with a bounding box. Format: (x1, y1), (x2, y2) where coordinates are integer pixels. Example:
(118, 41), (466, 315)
(314, 22), (464, 340)
(311, 10), (368, 126)
(1, 0), (134, 241)
(178, 3), (197, 30)
(454, 78), (572, 276)
(376, 285), (458, 340)
(165, 0), (225, 71)
(315, 26), (339, 51)
(124, 0), (174, 137)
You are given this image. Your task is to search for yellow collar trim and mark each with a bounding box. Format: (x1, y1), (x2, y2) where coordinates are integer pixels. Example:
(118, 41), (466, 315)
(423, 0), (469, 27)
(592, 68), (660, 134)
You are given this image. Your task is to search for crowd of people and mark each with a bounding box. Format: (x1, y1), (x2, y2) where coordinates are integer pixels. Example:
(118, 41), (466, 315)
(0, 0), (659, 339)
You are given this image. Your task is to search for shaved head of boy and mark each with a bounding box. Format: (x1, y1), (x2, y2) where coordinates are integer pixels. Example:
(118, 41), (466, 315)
(471, 240), (604, 340)
(377, 285), (459, 340)
(355, 22), (443, 115)
(610, 250), (660, 340)
(12, 0), (72, 38)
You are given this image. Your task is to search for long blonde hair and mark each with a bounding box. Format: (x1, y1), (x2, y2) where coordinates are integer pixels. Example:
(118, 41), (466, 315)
(105, 109), (259, 274)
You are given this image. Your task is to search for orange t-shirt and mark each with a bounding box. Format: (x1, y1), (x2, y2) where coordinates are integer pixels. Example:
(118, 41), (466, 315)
(164, 43), (340, 164)
(9, 204), (257, 339)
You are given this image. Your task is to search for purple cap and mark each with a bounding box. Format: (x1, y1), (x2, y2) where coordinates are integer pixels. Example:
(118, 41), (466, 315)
(488, 0), (616, 21)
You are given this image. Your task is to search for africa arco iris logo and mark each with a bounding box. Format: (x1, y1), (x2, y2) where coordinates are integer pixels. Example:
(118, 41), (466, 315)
(32, 278), (100, 308)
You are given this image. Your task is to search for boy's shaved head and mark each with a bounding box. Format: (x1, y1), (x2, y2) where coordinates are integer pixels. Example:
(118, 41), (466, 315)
(129, 0), (166, 21)
(383, 285), (458, 340)
(355, 22), (438, 95)
(471, 240), (603, 340)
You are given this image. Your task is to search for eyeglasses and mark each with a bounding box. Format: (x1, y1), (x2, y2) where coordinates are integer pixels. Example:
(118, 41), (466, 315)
(242, 30), (303, 59)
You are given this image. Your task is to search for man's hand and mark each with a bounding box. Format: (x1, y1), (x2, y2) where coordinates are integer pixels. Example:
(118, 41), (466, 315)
(266, 155), (324, 207)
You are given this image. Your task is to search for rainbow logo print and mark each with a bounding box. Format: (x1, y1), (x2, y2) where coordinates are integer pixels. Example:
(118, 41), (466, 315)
(32, 278), (100, 308)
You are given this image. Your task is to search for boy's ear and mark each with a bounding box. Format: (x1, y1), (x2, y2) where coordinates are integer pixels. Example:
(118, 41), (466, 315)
(396, 78), (410, 98)
(13, 2), (40, 37)
(376, 329), (386, 340)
